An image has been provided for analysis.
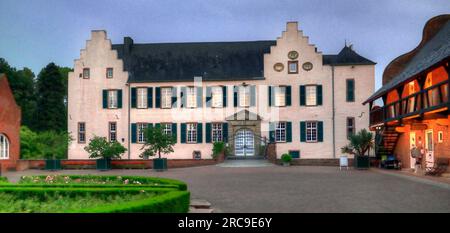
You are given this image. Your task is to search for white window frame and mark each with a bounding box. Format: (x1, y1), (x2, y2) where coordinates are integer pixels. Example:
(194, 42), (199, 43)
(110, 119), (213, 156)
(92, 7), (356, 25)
(288, 61), (298, 74)
(186, 87), (197, 108)
(187, 123), (197, 143)
(305, 85), (317, 106)
(239, 86), (250, 107)
(0, 134), (10, 159)
(161, 87), (173, 109)
(106, 68), (113, 78)
(137, 123), (147, 144)
(78, 122), (86, 144)
(137, 88), (148, 109)
(275, 122), (286, 142)
(306, 122), (318, 142)
(274, 86), (286, 107)
(109, 122), (117, 142)
(211, 86), (223, 108)
(108, 90), (118, 109)
(212, 123), (223, 142)
(162, 123), (172, 136)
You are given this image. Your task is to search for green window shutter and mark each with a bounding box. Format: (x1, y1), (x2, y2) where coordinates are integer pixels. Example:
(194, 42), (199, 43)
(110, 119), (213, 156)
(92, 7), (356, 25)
(131, 88), (137, 108)
(250, 85), (256, 106)
(206, 87), (212, 107)
(155, 87), (161, 108)
(269, 122), (275, 143)
(318, 121), (324, 142)
(222, 86), (227, 107)
(171, 87), (177, 108)
(197, 87), (203, 108)
(131, 123), (137, 143)
(346, 79), (355, 102)
(300, 85), (306, 106)
(286, 86), (292, 106)
(289, 151), (300, 159)
(180, 123), (187, 143)
(317, 85), (323, 106)
(233, 86), (238, 107)
(300, 121), (306, 142)
(205, 123), (212, 143)
(268, 86), (272, 106)
(197, 123), (203, 143)
(286, 122), (292, 142)
(180, 87), (186, 108)
(147, 87), (153, 108)
(102, 90), (108, 108)
(171, 123), (177, 142)
(117, 90), (123, 108)
(222, 123), (228, 142)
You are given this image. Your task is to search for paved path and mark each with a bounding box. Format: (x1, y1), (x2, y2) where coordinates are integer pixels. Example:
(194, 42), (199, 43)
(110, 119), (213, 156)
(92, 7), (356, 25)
(3, 165), (450, 213)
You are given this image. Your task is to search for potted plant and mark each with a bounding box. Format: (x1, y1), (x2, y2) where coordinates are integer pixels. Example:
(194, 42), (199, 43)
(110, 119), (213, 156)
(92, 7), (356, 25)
(140, 125), (176, 171)
(341, 129), (374, 170)
(84, 136), (127, 171)
(281, 153), (292, 166)
(212, 141), (226, 161)
(41, 131), (72, 171)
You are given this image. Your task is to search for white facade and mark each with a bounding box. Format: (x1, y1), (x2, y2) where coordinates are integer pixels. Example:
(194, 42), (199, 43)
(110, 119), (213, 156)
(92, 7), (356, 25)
(68, 22), (375, 160)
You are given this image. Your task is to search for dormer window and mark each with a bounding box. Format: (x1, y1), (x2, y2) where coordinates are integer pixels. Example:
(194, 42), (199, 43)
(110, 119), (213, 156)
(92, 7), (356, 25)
(106, 68), (113, 78)
(83, 68), (90, 79)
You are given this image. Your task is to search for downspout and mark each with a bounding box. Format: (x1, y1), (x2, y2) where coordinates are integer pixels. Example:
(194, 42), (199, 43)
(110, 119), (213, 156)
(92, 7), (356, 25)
(127, 83), (131, 160)
(331, 65), (336, 159)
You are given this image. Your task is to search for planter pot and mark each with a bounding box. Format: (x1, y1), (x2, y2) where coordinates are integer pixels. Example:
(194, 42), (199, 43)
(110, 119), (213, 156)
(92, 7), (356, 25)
(354, 156), (370, 170)
(96, 158), (112, 171)
(282, 162), (290, 167)
(45, 159), (61, 171)
(153, 158), (168, 171)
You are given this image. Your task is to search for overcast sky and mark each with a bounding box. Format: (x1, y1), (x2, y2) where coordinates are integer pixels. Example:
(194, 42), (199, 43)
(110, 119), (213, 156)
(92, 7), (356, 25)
(0, 0), (449, 89)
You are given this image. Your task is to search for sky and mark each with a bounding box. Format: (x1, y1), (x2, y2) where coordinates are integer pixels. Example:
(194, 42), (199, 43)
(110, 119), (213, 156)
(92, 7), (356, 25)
(0, 0), (449, 90)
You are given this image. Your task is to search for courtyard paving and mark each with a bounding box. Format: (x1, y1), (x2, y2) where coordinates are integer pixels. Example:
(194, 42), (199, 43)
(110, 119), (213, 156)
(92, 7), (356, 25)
(3, 164), (450, 213)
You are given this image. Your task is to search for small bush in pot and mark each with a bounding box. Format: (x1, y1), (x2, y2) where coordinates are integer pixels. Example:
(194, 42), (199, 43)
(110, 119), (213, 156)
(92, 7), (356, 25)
(211, 141), (225, 161)
(84, 136), (127, 171)
(139, 126), (176, 171)
(341, 129), (374, 169)
(281, 153), (292, 166)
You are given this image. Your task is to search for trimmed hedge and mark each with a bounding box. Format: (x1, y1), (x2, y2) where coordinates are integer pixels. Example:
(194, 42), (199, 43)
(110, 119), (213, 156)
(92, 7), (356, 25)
(0, 177), (8, 183)
(19, 175), (187, 191)
(0, 187), (189, 213)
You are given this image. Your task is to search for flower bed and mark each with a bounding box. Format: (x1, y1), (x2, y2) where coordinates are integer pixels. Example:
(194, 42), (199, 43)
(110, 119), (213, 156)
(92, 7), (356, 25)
(18, 175), (187, 190)
(0, 175), (190, 213)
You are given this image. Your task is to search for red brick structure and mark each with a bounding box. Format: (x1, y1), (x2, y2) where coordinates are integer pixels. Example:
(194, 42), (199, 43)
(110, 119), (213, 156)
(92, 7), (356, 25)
(364, 15), (450, 170)
(0, 74), (21, 171)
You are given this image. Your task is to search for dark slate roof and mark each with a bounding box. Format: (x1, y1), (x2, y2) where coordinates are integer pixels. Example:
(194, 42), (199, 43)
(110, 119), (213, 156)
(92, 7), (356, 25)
(112, 38), (375, 83)
(323, 46), (376, 66)
(113, 40), (276, 82)
(365, 21), (450, 104)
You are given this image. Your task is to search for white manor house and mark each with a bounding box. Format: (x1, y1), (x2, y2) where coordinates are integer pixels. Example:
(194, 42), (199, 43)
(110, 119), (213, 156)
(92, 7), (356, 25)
(68, 22), (375, 160)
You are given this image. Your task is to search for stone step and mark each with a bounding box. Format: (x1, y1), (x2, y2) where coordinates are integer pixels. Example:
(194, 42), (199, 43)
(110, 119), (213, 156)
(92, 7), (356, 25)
(189, 207), (214, 213)
(190, 199), (211, 209)
(226, 156), (265, 160)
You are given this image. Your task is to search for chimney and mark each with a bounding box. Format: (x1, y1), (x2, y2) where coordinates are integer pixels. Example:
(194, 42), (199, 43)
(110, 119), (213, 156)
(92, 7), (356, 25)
(124, 36), (134, 54)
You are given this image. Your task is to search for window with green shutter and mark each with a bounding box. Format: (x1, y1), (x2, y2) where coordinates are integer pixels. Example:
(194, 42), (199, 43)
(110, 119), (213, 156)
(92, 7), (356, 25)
(346, 79), (355, 102)
(289, 150), (300, 159)
(286, 122), (292, 142)
(285, 86), (292, 106)
(117, 90), (122, 108)
(180, 123), (187, 143)
(299, 85), (306, 106)
(196, 123), (203, 143)
(268, 86), (273, 106)
(317, 85), (322, 105)
(102, 90), (108, 109)
(171, 123), (177, 142)
(155, 87), (161, 108)
(318, 121), (323, 142)
(222, 123), (228, 142)
(300, 121), (306, 142)
(205, 123), (212, 143)
(131, 123), (137, 143)
(222, 86), (227, 107)
(233, 86), (238, 107)
(147, 87), (153, 108)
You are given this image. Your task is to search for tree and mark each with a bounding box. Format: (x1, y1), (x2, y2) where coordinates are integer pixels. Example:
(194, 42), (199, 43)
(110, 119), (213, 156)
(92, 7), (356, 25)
(20, 126), (73, 159)
(140, 126), (176, 159)
(35, 63), (66, 132)
(84, 136), (127, 159)
(0, 58), (36, 129)
(341, 129), (374, 157)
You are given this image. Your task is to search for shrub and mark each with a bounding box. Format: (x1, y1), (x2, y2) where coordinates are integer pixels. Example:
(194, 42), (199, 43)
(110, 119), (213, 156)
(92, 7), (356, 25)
(281, 153), (292, 163)
(211, 141), (225, 160)
(84, 136), (127, 159)
(341, 129), (374, 157)
(0, 177), (8, 183)
(20, 126), (73, 159)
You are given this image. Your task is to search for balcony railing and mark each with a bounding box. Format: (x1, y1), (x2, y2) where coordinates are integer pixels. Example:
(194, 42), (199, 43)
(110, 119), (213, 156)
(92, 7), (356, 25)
(370, 80), (449, 126)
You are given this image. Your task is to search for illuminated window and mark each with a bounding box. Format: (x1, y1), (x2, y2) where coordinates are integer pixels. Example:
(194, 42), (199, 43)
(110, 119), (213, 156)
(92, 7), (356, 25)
(211, 87), (223, 108)
(274, 86), (286, 107)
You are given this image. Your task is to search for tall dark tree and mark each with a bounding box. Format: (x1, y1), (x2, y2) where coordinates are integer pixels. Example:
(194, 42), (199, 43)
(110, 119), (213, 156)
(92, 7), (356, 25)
(35, 63), (66, 132)
(0, 58), (36, 129)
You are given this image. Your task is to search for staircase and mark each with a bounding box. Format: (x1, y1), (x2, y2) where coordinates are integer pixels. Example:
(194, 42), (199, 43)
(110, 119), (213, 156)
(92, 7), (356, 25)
(375, 126), (401, 157)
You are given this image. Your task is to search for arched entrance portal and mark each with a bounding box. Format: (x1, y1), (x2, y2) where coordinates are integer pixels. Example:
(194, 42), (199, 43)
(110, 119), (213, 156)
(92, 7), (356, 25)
(234, 129), (255, 157)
